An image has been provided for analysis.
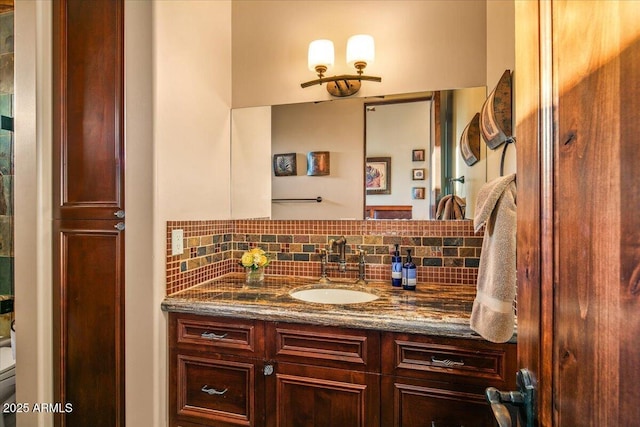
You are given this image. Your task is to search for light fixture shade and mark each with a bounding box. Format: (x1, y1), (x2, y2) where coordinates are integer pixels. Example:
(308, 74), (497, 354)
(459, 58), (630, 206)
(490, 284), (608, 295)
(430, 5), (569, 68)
(308, 39), (334, 72)
(346, 34), (375, 66)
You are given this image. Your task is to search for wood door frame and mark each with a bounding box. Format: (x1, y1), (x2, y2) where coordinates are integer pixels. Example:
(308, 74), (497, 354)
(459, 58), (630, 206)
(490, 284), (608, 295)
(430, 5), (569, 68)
(514, 1), (554, 425)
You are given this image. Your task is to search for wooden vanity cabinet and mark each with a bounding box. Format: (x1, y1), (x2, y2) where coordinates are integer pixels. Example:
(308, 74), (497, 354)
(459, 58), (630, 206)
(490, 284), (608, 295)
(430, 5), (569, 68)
(265, 322), (381, 427)
(169, 313), (267, 427)
(381, 332), (517, 427)
(169, 313), (516, 427)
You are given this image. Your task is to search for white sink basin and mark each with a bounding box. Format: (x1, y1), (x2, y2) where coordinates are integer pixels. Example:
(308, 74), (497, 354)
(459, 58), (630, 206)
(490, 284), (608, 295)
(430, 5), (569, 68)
(289, 286), (379, 304)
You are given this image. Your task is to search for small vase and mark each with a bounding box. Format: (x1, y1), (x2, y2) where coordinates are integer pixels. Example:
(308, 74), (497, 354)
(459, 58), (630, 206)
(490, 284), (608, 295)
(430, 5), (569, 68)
(246, 267), (265, 285)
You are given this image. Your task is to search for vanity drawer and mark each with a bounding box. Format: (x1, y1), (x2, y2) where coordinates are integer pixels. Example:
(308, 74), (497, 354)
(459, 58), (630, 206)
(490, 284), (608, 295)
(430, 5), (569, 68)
(175, 353), (262, 427)
(382, 332), (516, 387)
(266, 322), (381, 372)
(171, 313), (265, 357)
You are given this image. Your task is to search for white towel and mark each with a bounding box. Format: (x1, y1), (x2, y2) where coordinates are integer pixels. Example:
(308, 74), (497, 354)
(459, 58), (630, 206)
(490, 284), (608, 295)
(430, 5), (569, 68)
(470, 173), (517, 343)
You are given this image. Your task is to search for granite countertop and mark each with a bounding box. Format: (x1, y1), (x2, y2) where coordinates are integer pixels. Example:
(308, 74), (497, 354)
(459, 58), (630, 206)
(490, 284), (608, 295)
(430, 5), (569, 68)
(161, 274), (515, 342)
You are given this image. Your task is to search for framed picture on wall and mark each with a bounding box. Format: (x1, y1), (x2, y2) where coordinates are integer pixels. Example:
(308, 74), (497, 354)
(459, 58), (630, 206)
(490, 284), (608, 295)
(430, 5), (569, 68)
(412, 149), (425, 162)
(412, 187), (425, 199)
(412, 168), (425, 180)
(273, 153), (297, 176)
(366, 157), (391, 195)
(307, 151), (330, 176)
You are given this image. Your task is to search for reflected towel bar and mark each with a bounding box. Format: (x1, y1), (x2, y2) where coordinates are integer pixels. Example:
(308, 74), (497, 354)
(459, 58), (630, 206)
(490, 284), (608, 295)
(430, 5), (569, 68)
(272, 197), (323, 203)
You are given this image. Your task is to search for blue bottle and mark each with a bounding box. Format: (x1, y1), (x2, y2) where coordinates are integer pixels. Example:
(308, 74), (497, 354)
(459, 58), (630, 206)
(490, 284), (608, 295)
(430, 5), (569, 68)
(391, 244), (402, 287)
(402, 249), (417, 291)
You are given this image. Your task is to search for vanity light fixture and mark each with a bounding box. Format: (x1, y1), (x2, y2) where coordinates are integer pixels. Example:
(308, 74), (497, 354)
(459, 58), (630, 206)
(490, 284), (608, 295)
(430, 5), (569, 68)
(301, 34), (381, 97)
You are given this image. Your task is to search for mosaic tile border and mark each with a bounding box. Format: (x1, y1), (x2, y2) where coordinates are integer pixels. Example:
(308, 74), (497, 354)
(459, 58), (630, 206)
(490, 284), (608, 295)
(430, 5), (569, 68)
(166, 220), (481, 295)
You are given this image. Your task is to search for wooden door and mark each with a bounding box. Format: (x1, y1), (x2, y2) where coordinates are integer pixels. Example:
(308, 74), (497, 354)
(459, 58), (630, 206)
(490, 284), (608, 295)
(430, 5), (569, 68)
(552, 1), (640, 425)
(52, 0), (125, 426)
(515, 1), (640, 425)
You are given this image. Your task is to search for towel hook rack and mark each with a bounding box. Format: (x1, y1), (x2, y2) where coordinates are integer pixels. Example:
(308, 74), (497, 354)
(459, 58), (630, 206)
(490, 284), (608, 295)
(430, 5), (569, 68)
(500, 137), (516, 176)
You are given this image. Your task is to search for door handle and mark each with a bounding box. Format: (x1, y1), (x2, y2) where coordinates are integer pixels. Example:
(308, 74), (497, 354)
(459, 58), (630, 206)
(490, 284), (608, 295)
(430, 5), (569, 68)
(486, 388), (514, 427)
(485, 369), (535, 427)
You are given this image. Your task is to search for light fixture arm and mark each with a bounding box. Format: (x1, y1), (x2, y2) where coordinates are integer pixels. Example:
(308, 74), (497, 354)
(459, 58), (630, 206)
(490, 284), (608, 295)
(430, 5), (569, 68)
(301, 74), (382, 89)
(314, 65), (328, 79)
(301, 74), (382, 97)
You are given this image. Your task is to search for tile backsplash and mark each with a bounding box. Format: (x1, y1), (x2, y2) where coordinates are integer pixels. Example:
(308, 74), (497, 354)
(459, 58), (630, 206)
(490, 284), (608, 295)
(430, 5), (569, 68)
(166, 220), (481, 295)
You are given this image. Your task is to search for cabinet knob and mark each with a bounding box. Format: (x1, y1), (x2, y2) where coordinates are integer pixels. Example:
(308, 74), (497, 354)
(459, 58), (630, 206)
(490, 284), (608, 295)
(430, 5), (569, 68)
(263, 364), (274, 376)
(114, 210), (125, 218)
(114, 222), (125, 231)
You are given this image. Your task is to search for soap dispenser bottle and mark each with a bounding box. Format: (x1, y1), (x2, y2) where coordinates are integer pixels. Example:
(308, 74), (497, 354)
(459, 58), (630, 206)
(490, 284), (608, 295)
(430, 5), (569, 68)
(402, 249), (417, 290)
(391, 244), (402, 287)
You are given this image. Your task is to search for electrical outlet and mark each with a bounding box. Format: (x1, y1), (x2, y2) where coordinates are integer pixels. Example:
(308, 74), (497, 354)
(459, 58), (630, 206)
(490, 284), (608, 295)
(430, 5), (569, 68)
(171, 229), (184, 256)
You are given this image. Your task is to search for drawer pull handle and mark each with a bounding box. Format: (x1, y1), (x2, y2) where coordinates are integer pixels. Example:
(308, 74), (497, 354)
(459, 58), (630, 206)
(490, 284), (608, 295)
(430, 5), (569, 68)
(201, 385), (228, 396)
(431, 356), (465, 367)
(201, 332), (228, 340)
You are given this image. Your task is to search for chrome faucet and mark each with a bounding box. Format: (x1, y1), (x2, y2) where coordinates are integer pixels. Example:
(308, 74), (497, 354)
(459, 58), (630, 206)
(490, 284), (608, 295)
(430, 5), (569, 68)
(319, 236), (367, 284)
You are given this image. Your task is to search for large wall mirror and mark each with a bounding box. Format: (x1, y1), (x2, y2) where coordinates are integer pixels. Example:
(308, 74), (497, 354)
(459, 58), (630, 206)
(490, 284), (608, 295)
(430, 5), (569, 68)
(228, 0), (515, 221)
(232, 86), (488, 221)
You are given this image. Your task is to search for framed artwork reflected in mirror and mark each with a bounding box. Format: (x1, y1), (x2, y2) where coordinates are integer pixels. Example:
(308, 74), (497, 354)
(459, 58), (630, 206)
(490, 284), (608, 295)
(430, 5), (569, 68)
(366, 157), (391, 195)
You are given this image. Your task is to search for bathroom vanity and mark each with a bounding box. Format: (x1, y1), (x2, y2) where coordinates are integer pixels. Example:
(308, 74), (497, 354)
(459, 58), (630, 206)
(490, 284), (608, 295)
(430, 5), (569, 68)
(162, 276), (516, 427)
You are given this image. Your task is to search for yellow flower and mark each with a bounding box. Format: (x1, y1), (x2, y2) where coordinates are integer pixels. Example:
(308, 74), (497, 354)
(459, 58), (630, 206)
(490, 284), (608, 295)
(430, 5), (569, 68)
(256, 254), (268, 267)
(240, 247), (271, 270)
(241, 252), (255, 267)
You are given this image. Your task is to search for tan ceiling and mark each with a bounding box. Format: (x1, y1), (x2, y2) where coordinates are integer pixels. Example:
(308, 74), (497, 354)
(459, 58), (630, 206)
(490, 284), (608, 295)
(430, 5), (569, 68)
(0, 0), (14, 13)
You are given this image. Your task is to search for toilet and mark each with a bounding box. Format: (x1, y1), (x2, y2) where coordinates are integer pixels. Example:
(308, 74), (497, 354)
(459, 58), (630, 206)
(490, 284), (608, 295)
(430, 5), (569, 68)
(0, 346), (15, 427)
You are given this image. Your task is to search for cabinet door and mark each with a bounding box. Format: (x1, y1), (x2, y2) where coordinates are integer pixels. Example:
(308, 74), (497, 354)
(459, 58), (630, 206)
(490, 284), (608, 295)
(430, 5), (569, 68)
(52, 0), (125, 425)
(52, 220), (125, 426)
(267, 363), (380, 427)
(381, 376), (496, 427)
(171, 353), (265, 427)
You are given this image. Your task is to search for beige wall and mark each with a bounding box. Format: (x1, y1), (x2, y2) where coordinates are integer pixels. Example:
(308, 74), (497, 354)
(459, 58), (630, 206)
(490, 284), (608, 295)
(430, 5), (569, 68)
(271, 99), (365, 219)
(231, 106), (272, 219)
(14, 1), (54, 425)
(125, 2), (159, 426)
(152, 2), (232, 426)
(154, 1), (233, 221)
(232, 0), (487, 108)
